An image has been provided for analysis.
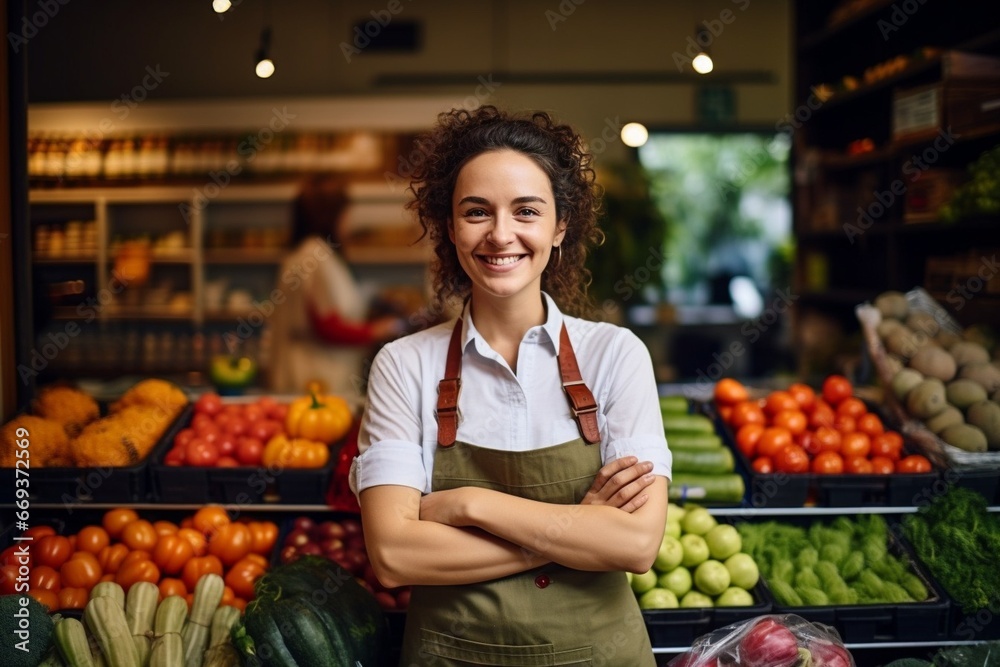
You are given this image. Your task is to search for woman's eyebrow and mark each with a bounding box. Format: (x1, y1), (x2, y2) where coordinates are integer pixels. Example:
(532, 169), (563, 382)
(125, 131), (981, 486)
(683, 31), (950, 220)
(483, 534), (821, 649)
(512, 196), (548, 205)
(457, 195), (549, 206)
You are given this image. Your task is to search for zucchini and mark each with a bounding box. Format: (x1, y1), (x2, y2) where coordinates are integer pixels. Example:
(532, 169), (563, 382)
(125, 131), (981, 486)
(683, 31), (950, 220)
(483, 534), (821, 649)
(670, 447), (734, 474)
(54, 617), (95, 667)
(181, 573), (224, 667)
(90, 582), (126, 610)
(201, 606), (241, 667)
(84, 596), (141, 667)
(125, 581), (158, 667)
(662, 414), (715, 434)
(668, 472), (745, 503)
(149, 596), (187, 667)
(659, 396), (690, 415)
(665, 433), (723, 450)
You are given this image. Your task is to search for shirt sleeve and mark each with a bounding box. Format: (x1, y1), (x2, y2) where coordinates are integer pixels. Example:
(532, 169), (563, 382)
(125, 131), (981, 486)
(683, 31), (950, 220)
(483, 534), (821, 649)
(350, 343), (428, 495)
(600, 329), (672, 480)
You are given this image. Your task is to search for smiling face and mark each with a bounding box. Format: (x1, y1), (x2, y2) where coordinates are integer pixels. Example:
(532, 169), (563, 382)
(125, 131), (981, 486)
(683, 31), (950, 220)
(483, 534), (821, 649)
(449, 149), (566, 308)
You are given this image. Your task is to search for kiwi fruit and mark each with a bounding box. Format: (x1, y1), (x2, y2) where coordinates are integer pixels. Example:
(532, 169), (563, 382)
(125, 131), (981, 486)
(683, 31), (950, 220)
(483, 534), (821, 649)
(906, 311), (941, 337)
(926, 406), (964, 435)
(909, 346), (957, 382)
(891, 368), (924, 401)
(886, 326), (926, 360)
(940, 423), (988, 453)
(949, 341), (991, 367)
(958, 363), (1000, 394)
(966, 401), (1000, 450)
(906, 378), (948, 419)
(945, 379), (988, 410)
(935, 331), (962, 349)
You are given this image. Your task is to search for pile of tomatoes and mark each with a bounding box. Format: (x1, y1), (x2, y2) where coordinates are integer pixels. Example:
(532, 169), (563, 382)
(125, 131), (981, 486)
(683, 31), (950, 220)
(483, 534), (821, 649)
(0, 506), (278, 612)
(714, 376), (933, 476)
(165, 393), (289, 467)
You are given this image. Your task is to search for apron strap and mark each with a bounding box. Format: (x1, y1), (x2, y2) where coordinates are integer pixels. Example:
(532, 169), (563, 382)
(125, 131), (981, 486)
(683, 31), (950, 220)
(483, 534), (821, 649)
(558, 323), (601, 444)
(436, 319), (464, 447)
(436, 318), (601, 447)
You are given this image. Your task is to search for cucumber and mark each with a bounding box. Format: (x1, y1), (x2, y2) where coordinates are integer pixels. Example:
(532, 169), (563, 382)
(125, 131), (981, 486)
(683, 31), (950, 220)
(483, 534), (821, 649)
(671, 447), (734, 474)
(668, 473), (745, 503)
(125, 581), (158, 667)
(54, 617), (95, 667)
(662, 414), (716, 434)
(659, 396), (690, 415)
(84, 596), (141, 667)
(665, 433), (723, 450)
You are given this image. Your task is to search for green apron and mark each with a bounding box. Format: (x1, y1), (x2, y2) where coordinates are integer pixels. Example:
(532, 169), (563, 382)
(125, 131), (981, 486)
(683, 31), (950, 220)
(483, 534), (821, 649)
(399, 324), (655, 666)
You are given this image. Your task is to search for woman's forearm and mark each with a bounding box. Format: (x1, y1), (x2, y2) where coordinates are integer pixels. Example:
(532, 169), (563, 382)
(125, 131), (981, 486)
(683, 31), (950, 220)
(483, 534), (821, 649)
(456, 478), (669, 573)
(360, 485), (547, 588)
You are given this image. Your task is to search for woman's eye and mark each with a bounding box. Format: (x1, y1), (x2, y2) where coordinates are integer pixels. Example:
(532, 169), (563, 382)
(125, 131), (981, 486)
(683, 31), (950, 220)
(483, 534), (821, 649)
(464, 209), (488, 218)
(516, 208), (539, 217)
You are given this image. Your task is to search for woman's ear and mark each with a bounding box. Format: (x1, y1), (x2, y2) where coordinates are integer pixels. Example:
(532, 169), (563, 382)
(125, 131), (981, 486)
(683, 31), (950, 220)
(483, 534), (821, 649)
(447, 218), (456, 244)
(554, 220), (568, 247)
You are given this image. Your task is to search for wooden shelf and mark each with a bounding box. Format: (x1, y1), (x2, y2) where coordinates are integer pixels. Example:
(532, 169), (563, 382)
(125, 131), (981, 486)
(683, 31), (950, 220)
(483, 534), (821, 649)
(32, 254), (98, 264)
(797, 0), (896, 52)
(203, 248), (287, 264)
(343, 245), (431, 265)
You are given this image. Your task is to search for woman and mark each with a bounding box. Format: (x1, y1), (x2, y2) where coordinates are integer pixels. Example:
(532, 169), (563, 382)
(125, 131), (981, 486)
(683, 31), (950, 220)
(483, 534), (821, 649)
(269, 176), (405, 403)
(354, 107), (671, 666)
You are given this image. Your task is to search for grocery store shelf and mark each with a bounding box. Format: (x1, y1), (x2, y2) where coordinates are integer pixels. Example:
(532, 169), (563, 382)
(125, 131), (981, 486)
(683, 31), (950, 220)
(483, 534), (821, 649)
(652, 640), (984, 654)
(203, 248), (288, 264)
(33, 254), (98, 264)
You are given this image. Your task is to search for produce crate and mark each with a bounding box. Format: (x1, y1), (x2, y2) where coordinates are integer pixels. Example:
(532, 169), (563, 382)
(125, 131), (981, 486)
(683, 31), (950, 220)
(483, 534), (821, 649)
(709, 407), (940, 508)
(0, 403), (191, 504)
(642, 579), (773, 648)
(740, 514), (952, 644)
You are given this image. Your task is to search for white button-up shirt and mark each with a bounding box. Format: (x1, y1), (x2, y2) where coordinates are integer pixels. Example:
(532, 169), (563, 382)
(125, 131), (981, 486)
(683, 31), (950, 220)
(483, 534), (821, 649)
(352, 293), (671, 494)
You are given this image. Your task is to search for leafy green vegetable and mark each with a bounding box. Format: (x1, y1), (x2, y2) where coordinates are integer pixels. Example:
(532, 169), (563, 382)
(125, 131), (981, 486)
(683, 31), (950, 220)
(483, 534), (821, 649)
(903, 486), (1000, 614)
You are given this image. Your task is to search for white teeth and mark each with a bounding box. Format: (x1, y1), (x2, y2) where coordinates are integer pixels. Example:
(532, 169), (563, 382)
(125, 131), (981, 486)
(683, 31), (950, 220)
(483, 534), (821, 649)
(483, 255), (522, 266)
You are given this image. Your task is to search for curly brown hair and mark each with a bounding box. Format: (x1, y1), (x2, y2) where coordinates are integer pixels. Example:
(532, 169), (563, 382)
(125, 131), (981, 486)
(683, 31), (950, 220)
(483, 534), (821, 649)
(406, 106), (603, 318)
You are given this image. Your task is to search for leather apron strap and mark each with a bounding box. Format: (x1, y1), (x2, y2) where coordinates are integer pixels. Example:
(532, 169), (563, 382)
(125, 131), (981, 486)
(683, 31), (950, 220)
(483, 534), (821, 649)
(436, 318), (601, 446)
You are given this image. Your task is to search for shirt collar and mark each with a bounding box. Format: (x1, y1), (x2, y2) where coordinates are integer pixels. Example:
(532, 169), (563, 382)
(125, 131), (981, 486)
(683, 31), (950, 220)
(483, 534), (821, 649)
(459, 292), (566, 356)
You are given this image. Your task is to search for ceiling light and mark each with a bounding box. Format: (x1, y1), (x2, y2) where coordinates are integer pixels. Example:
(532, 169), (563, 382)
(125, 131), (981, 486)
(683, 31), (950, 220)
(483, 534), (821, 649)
(621, 122), (649, 148)
(692, 52), (714, 74)
(255, 28), (274, 78)
(212, 0), (231, 13)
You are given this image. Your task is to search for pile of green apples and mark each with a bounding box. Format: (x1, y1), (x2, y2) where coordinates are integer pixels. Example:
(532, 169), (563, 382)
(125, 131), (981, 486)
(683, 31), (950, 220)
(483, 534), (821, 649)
(628, 504), (761, 610)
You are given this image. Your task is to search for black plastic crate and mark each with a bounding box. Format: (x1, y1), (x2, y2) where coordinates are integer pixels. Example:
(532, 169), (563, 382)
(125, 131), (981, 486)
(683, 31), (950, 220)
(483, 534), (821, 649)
(642, 578), (773, 648)
(738, 514), (952, 644)
(0, 403), (191, 504)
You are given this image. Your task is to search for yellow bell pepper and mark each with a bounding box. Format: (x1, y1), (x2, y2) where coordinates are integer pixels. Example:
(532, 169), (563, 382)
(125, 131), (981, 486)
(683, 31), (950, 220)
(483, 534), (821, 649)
(285, 391), (353, 444)
(262, 434), (330, 469)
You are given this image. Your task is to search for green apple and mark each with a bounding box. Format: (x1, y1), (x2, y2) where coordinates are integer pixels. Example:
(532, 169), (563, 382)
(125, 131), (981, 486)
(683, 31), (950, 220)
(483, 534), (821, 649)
(664, 519), (682, 540)
(724, 553), (760, 590)
(668, 502), (686, 523)
(653, 535), (684, 573)
(681, 507), (717, 536)
(715, 586), (755, 607)
(209, 354), (258, 391)
(680, 534), (710, 568)
(638, 587), (679, 610)
(705, 524), (742, 560)
(658, 566), (693, 597)
(694, 560), (731, 596)
(629, 568), (658, 595)
(680, 590), (714, 608)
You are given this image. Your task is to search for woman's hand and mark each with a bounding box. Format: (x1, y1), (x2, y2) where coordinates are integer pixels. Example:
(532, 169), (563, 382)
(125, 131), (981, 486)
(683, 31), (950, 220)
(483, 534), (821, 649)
(580, 456), (655, 513)
(419, 487), (476, 527)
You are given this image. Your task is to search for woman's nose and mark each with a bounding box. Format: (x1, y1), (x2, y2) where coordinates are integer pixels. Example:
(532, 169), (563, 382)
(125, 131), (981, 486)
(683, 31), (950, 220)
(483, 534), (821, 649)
(487, 213), (515, 246)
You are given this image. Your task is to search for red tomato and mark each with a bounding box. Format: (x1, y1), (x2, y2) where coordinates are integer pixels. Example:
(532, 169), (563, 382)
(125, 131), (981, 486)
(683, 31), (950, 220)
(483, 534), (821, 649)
(773, 410), (808, 436)
(735, 423), (765, 459)
(191, 413), (215, 432)
(243, 404), (265, 423)
(115, 559), (160, 592)
(35, 535), (73, 569)
(58, 587), (88, 610)
(809, 401), (836, 429)
(153, 534), (195, 575)
(208, 523), (252, 566)
(730, 401), (766, 429)
(24, 526), (56, 541)
(177, 528), (208, 557)
(76, 526), (110, 555)
(60, 552), (102, 590)
(270, 404), (289, 423)
(836, 397), (868, 419)
(811, 451), (844, 474)
(857, 413), (885, 438)
(751, 456), (774, 474)
(173, 428), (197, 449)
(796, 430), (816, 456)
(103, 509), (139, 540)
(1, 544), (29, 568)
(217, 456), (240, 467)
(774, 444), (810, 474)
(897, 454), (932, 474)
(821, 375), (854, 406)
(30, 589), (59, 611)
(217, 435), (238, 457)
(224, 557), (266, 600)
(164, 447), (185, 466)
(844, 456), (874, 474)
(257, 396), (280, 418)
(192, 506), (231, 536)
(182, 556), (224, 591)
(97, 544), (130, 574)
(812, 426), (842, 455)
(870, 456), (895, 474)
(832, 414), (856, 434)
(871, 432), (903, 461)
(764, 391), (800, 417)
(787, 383), (817, 412)
(30, 565), (61, 591)
(153, 521), (179, 537)
(185, 438), (220, 467)
(248, 420), (273, 442)
(714, 378), (749, 405)
(235, 437), (264, 466)
(195, 392), (223, 416)
(0, 565), (19, 595)
(122, 520), (158, 552)
(756, 427), (793, 458)
(159, 577), (188, 599)
(840, 432), (871, 459)
(225, 418), (249, 437)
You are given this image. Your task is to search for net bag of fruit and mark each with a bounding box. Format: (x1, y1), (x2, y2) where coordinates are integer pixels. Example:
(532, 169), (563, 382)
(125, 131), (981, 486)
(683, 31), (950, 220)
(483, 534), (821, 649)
(668, 613), (854, 667)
